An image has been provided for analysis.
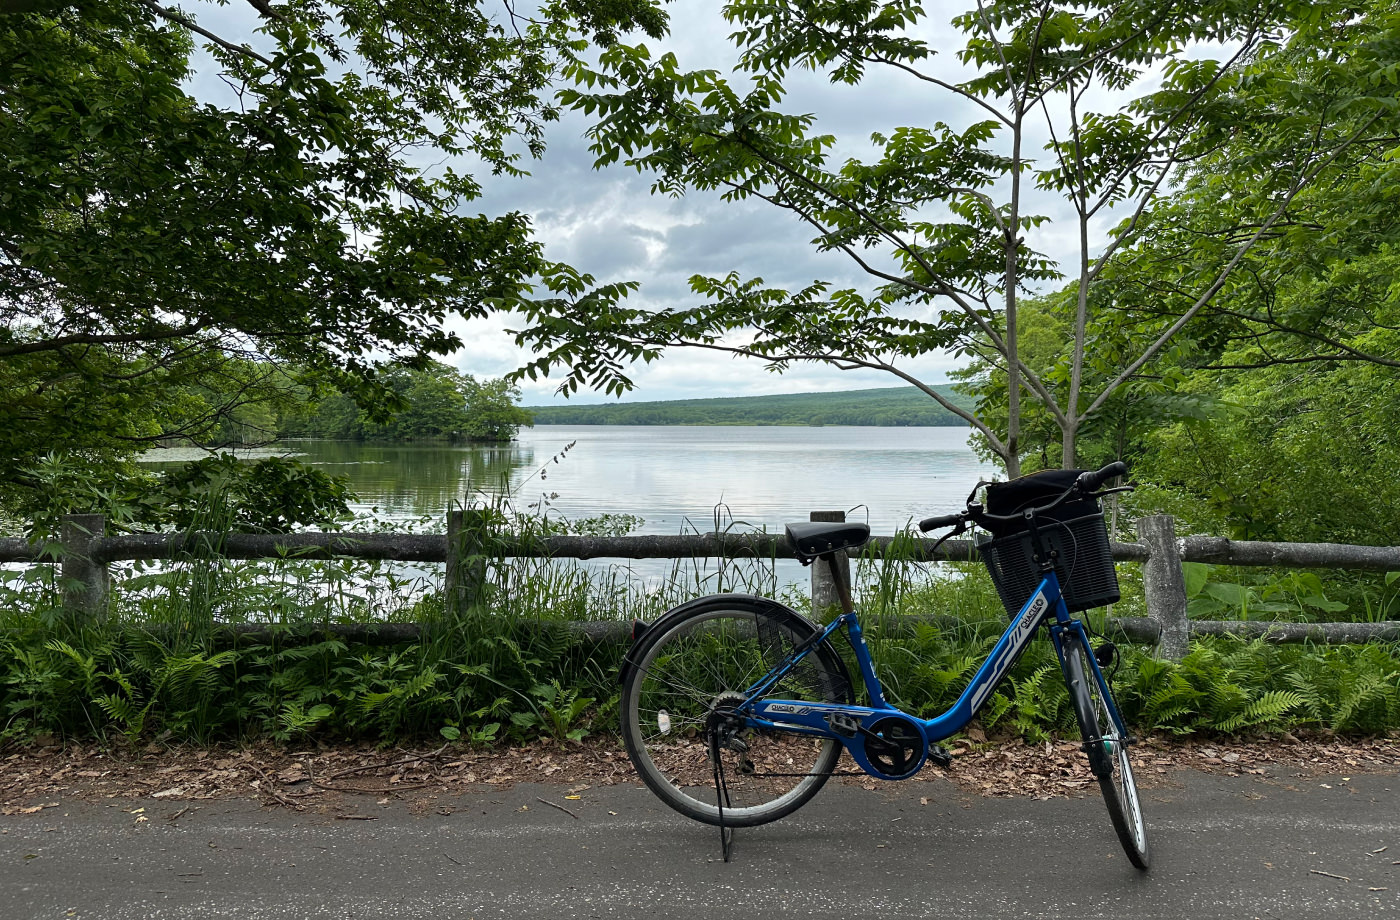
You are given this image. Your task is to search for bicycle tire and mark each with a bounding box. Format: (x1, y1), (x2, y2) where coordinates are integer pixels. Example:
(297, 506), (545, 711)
(620, 595), (851, 827)
(1063, 633), (1150, 870)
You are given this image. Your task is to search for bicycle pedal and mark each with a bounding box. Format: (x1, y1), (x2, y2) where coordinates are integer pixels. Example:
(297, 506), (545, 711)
(927, 743), (953, 769)
(825, 712), (859, 738)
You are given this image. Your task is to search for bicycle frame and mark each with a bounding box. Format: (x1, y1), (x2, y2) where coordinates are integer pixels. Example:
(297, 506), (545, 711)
(739, 567), (1131, 779)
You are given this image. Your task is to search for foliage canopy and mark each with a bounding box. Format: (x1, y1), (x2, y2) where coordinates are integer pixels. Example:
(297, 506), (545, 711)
(0, 0), (661, 519)
(512, 0), (1400, 475)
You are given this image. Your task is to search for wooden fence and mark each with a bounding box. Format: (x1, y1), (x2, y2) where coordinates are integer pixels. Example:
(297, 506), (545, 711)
(3, 511), (1399, 660)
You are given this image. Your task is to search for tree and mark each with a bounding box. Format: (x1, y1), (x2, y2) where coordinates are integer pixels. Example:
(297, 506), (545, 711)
(277, 361), (532, 442)
(512, 0), (1400, 475)
(963, 11), (1400, 473)
(1135, 315), (1400, 546)
(1091, 197), (1400, 544)
(462, 376), (534, 442)
(0, 0), (663, 515)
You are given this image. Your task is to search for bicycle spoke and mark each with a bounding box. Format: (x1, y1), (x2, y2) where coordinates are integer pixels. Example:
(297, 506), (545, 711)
(1064, 632), (1149, 870)
(621, 601), (847, 827)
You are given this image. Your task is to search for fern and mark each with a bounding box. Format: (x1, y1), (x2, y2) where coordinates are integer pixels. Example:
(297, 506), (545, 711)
(1211, 690), (1308, 732)
(274, 702), (334, 741)
(95, 693), (142, 731)
(1010, 665), (1066, 741)
(1333, 672), (1395, 732)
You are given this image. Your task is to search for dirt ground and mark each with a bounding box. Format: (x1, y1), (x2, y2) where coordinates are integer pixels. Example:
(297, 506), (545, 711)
(2, 731), (1396, 819)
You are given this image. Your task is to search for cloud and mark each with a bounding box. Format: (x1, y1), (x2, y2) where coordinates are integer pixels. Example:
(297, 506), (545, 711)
(169, 1), (1134, 408)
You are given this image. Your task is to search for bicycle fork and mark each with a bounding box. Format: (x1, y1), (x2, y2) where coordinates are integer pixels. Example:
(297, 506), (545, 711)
(1049, 620), (1130, 778)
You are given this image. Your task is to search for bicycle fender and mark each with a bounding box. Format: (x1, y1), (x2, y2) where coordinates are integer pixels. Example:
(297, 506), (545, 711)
(616, 593), (851, 694)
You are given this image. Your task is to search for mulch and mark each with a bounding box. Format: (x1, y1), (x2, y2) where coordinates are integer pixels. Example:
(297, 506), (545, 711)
(2, 731), (1396, 817)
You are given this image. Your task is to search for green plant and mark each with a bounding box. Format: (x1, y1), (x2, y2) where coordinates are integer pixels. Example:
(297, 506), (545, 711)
(4, 487), (1400, 748)
(520, 680), (595, 743)
(1120, 638), (1400, 735)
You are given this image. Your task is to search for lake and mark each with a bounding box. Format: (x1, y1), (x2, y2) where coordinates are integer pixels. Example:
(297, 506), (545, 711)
(267, 426), (999, 535)
(142, 426), (999, 594)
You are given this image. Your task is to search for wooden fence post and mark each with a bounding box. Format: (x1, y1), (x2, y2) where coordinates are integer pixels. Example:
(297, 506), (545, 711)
(445, 509), (488, 617)
(1138, 514), (1189, 661)
(809, 510), (847, 619)
(60, 513), (108, 624)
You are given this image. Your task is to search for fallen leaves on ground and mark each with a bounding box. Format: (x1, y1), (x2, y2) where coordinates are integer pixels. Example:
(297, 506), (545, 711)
(896, 733), (1400, 799)
(0, 739), (633, 812)
(0, 732), (1393, 813)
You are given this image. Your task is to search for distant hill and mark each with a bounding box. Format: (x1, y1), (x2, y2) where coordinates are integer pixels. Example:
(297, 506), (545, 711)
(525, 385), (973, 427)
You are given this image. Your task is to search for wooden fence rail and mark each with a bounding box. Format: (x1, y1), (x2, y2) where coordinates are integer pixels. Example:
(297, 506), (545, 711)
(2, 512), (1399, 659)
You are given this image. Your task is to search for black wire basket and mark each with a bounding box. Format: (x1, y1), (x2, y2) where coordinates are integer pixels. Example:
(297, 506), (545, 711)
(977, 512), (1121, 616)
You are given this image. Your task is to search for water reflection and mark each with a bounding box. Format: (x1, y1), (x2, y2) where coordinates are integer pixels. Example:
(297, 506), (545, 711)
(285, 440), (537, 517)
(142, 427), (998, 532)
(142, 440), (540, 520)
(138, 427), (998, 592)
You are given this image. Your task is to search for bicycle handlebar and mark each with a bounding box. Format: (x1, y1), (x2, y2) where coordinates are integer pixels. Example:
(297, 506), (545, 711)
(917, 460), (1128, 533)
(1076, 460), (1127, 493)
(918, 512), (964, 533)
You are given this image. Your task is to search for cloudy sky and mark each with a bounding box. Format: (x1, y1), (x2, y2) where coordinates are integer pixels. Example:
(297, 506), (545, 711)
(463, 2), (982, 405)
(182, 1), (1114, 406)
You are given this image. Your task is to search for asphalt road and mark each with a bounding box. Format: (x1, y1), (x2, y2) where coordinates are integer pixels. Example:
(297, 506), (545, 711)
(1, 768), (1395, 919)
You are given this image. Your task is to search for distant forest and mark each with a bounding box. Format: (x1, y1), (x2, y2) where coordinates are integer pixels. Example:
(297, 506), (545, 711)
(526, 386), (972, 426)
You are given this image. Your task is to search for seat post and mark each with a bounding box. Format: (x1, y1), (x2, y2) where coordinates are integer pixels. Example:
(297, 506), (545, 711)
(808, 510), (851, 617)
(822, 551), (856, 614)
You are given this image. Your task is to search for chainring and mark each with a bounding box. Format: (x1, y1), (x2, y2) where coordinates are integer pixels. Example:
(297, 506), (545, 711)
(864, 716), (926, 779)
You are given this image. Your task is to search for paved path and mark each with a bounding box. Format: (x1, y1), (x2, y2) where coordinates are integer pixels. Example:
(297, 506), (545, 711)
(1, 768), (1396, 919)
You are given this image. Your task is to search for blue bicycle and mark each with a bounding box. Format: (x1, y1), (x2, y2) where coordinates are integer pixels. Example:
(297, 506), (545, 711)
(619, 462), (1149, 868)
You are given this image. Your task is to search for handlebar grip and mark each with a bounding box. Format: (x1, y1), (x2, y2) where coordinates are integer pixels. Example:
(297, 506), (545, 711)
(1078, 461), (1128, 492)
(919, 512), (964, 533)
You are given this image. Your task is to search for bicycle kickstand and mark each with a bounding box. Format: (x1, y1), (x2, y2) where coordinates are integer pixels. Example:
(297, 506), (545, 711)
(707, 721), (734, 863)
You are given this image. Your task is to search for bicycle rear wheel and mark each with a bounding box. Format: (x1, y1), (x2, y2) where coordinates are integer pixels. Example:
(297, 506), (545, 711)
(620, 596), (851, 827)
(1063, 633), (1150, 870)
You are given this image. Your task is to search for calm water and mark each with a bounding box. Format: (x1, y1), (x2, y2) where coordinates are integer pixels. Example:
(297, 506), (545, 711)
(141, 426), (999, 594)
(271, 426), (998, 535)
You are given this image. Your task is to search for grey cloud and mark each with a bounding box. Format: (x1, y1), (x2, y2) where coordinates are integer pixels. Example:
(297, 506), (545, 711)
(171, 1), (1069, 403)
(560, 219), (660, 277)
(658, 205), (810, 275)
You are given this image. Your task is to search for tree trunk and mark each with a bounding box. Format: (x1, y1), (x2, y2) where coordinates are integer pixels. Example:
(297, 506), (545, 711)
(1003, 115), (1025, 480)
(1061, 420), (1078, 470)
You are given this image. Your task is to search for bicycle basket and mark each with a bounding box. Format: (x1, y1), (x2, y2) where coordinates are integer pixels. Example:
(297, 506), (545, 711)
(975, 470), (1120, 615)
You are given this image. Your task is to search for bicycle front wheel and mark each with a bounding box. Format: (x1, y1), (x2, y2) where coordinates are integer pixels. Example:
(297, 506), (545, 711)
(620, 596), (850, 827)
(1063, 633), (1150, 870)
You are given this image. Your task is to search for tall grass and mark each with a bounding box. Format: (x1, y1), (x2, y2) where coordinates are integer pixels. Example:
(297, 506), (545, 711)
(1, 500), (1397, 748)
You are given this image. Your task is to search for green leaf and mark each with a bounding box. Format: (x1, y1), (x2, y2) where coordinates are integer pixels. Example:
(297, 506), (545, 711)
(1182, 563), (1213, 599)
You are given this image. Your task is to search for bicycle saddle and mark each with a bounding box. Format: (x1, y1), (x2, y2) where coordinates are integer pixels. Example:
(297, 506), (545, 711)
(784, 521), (871, 562)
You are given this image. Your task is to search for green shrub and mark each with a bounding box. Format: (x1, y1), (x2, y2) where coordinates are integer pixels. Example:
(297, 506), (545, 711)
(2, 504), (1398, 747)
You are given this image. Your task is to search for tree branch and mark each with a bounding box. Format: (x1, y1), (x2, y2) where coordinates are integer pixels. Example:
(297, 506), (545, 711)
(243, 0), (283, 22)
(139, 0), (275, 68)
(1084, 38), (1255, 224)
(714, 170), (1065, 428)
(702, 130), (1069, 429)
(1085, 155), (1177, 284)
(1083, 112), (1386, 419)
(863, 55), (1013, 128)
(972, 0), (1021, 111)
(0, 320), (215, 358)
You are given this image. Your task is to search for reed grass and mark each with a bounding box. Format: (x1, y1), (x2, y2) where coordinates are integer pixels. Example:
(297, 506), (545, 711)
(0, 496), (1397, 748)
